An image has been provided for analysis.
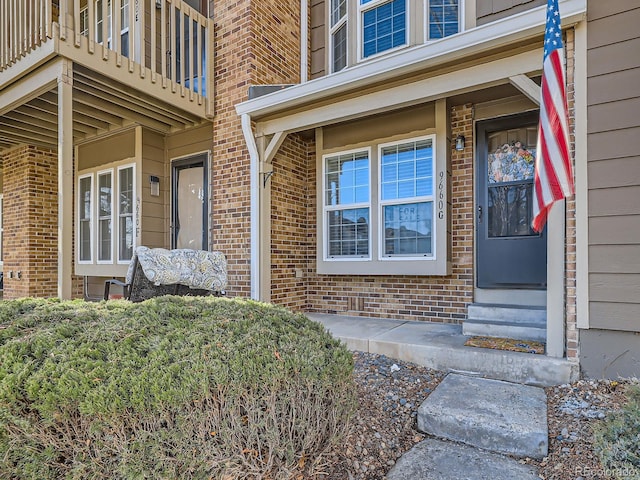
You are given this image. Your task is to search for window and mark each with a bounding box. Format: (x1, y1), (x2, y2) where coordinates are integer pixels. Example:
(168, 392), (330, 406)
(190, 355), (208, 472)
(77, 163), (136, 266)
(95, 0), (130, 55)
(323, 150), (371, 258)
(118, 165), (134, 263)
(80, 6), (89, 36)
(330, 0), (348, 72)
(78, 175), (93, 263)
(320, 134), (443, 275)
(380, 138), (434, 256)
(427, 0), (460, 40)
(97, 171), (113, 262)
(360, 0), (407, 58)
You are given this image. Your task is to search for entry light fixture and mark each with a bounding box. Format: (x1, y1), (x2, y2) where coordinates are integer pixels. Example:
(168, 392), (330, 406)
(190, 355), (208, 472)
(455, 134), (465, 151)
(150, 175), (160, 197)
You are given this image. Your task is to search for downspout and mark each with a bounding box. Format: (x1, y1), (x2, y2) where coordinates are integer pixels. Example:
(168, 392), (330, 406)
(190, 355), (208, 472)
(241, 113), (261, 300)
(300, 0), (309, 83)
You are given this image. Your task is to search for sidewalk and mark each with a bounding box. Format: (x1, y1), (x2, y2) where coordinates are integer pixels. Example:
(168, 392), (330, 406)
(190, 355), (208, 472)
(308, 313), (578, 387)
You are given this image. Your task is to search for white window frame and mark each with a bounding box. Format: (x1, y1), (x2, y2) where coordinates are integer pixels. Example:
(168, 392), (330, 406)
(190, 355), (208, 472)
(322, 147), (372, 261)
(377, 135), (436, 261)
(357, 0), (409, 61)
(116, 163), (136, 264)
(329, 0), (348, 73)
(77, 173), (94, 264)
(424, 0), (464, 42)
(95, 0), (130, 52)
(96, 169), (114, 264)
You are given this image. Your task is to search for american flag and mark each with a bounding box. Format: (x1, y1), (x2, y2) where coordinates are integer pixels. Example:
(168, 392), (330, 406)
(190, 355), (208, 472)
(532, 0), (574, 232)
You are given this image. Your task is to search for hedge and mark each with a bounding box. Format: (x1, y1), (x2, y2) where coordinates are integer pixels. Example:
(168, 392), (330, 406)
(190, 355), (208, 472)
(0, 296), (356, 479)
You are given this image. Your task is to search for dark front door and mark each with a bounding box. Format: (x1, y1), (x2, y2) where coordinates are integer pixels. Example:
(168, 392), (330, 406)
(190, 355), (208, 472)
(171, 154), (208, 250)
(476, 112), (547, 289)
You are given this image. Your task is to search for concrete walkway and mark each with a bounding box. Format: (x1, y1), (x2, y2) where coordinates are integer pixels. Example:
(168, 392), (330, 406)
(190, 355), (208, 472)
(308, 313), (578, 387)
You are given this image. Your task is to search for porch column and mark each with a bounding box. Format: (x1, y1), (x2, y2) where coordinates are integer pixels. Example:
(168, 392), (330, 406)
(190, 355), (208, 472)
(58, 63), (74, 299)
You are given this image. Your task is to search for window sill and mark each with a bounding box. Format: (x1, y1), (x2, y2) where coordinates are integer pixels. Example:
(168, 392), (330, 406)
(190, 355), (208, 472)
(317, 257), (450, 276)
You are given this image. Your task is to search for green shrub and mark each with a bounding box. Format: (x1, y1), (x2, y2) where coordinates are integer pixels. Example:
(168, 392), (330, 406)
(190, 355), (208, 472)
(0, 297), (356, 480)
(593, 385), (640, 479)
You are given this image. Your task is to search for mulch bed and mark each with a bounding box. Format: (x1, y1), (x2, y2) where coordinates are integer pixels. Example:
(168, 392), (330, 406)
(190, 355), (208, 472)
(464, 335), (546, 354)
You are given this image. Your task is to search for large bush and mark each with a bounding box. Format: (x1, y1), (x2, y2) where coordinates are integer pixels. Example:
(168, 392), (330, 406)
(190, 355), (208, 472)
(0, 297), (356, 479)
(593, 385), (640, 479)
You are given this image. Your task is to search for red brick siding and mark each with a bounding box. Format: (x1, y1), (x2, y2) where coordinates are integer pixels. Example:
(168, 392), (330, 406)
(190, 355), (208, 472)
(270, 105), (475, 323)
(212, 0), (301, 297)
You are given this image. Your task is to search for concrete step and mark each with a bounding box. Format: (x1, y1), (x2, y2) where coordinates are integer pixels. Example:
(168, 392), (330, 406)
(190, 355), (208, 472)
(463, 303), (547, 342)
(462, 318), (546, 342)
(386, 437), (539, 480)
(417, 373), (548, 459)
(467, 303), (546, 324)
(308, 313), (578, 386)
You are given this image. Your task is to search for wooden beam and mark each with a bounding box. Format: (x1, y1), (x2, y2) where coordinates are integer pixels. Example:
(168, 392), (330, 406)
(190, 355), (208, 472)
(0, 57), (61, 114)
(509, 74), (541, 106)
(58, 65), (74, 299)
(263, 131), (287, 164)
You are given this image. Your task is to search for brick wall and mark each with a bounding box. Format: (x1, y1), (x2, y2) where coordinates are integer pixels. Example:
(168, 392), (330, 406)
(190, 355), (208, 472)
(211, 0), (301, 297)
(2, 146), (59, 298)
(565, 28), (578, 361)
(270, 105), (475, 323)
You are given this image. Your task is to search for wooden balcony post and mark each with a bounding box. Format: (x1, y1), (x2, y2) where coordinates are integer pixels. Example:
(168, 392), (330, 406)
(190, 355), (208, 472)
(58, 62), (74, 299)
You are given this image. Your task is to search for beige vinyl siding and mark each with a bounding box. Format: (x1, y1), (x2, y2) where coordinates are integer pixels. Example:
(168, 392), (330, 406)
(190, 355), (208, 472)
(587, 1), (640, 332)
(476, 0), (545, 26)
(141, 129), (167, 248)
(310, 0), (326, 79)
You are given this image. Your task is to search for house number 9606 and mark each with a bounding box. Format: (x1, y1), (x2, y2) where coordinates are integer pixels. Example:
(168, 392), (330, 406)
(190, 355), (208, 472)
(437, 171), (445, 219)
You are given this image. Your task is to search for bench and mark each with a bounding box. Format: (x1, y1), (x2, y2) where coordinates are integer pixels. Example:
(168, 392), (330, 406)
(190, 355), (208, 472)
(104, 246), (227, 302)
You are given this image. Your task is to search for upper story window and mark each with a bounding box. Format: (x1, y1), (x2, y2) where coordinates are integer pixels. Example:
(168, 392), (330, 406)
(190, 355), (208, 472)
(95, 0), (130, 55)
(328, 0), (463, 72)
(360, 0), (407, 59)
(427, 0), (460, 40)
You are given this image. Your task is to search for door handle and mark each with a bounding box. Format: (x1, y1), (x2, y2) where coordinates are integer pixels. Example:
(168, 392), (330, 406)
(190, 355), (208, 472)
(478, 205), (483, 223)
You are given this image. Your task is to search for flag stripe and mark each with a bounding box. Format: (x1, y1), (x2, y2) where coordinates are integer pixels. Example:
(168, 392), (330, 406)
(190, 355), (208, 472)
(532, 0), (575, 232)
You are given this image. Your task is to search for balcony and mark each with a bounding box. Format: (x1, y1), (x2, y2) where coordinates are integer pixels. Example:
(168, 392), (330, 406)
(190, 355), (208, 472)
(0, 0), (213, 151)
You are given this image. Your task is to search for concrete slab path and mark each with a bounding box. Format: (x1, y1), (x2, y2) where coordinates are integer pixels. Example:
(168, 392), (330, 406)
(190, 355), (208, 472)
(308, 313), (578, 386)
(418, 373), (548, 459)
(386, 437), (539, 480)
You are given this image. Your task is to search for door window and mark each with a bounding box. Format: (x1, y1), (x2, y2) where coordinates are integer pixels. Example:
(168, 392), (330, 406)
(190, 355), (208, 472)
(172, 156), (208, 250)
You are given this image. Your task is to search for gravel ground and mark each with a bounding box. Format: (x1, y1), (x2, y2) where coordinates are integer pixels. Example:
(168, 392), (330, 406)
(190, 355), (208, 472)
(319, 352), (633, 480)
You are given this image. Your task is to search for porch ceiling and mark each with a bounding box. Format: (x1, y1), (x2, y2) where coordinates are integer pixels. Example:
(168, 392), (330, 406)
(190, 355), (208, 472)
(0, 65), (207, 154)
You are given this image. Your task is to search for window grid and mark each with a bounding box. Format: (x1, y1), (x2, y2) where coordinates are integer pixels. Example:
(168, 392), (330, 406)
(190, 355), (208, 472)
(330, 0), (348, 72)
(427, 0), (460, 40)
(78, 175), (93, 263)
(324, 150), (371, 259)
(118, 165), (135, 263)
(361, 0), (407, 59)
(97, 171), (113, 263)
(379, 137), (435, 258)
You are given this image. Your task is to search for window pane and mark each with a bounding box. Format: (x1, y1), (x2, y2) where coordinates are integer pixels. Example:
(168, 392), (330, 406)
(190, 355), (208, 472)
(79, 177), (92, 261)
(118, 167), (134, 261)
(428, 0), (459, 40)
(381, 139), (433, 201)
(488, 184), (536, 237)
(331, 0), (347, 25)
(98, 173), (112, 261)
(362, 0), (406, 58)
(327, 208), (369, 257)
(325, 151), (369, 206)
(332, 24), (347, 72)
(383, 202), (432, 256)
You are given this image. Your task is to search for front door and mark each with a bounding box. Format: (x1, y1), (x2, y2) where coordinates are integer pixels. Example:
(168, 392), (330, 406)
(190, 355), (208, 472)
(476, 113), (546, 289)
(171, 154), (208, 250)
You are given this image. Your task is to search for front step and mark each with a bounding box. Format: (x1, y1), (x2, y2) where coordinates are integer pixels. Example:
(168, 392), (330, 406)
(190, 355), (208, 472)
(386, 437), (539, 480)
(463, 303), (546, 342)
(417, 373), (548, 459)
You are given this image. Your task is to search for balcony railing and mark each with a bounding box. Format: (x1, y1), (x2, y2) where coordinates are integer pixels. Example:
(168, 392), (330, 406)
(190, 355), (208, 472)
(1, 0), (212, 108)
